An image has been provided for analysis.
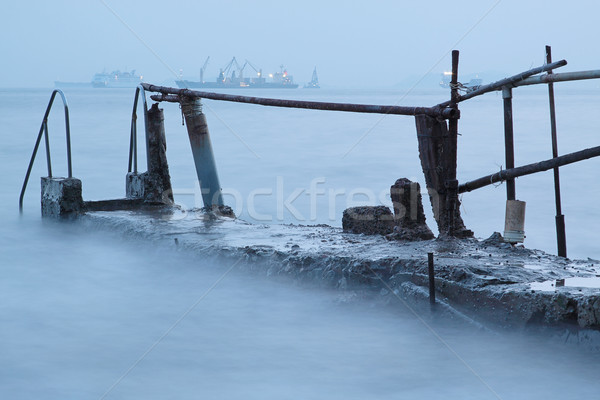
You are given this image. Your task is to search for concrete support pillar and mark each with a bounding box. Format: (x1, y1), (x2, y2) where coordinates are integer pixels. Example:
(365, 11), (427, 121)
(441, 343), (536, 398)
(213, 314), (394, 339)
(41, 177), (83, 218)
(125, 103), (173, 204)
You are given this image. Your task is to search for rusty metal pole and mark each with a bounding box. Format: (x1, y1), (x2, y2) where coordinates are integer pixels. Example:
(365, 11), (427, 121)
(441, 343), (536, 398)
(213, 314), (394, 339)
(43, 121), (52, 178)
(446, 50), (460, 234)
(428, 252), (436, 305)
(181, 97), (224, 208)
(546, 45), (567, 258)
(459, 145), (600, 193)
(503, 86), (516, 201)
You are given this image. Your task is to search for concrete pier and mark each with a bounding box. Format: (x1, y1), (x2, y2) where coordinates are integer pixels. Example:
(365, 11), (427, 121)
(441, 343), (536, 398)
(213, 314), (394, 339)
(83, 210), (600, 342)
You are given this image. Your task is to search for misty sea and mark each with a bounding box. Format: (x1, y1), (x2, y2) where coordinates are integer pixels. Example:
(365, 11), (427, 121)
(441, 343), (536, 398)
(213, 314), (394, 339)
(1, 86), (600, 399)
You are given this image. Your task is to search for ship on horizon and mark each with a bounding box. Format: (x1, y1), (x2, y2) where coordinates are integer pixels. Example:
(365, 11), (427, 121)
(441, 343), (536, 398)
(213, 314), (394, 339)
(439, 71), (482, 93)
(176, 57), (299, 89)
(304, 67), (320, 88)
(55, 69), (143, 89)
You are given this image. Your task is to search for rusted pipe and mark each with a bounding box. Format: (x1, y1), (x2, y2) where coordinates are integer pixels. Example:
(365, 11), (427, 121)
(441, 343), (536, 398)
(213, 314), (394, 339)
(545, 45), (567, 258)
(503, 86), (516, 201)
(143, 83), (457, 119)
(437, 59), (567, 107)
(181, 97), (224, 208)
(516, 69), (600, 87)
(458, 145), (600, 193)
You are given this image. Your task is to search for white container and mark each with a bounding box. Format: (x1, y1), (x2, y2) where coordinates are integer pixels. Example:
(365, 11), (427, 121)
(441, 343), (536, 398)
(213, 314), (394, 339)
(504, 200), (526, 243)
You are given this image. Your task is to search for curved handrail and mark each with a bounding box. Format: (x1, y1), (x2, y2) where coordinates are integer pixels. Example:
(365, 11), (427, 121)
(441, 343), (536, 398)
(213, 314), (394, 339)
(19, 89), (72, 212)
(128, 85), (148, 174)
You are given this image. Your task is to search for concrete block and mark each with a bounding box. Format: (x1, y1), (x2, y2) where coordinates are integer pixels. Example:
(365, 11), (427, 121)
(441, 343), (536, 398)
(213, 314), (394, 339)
(390, 178), (435, 240)
(342, 206), (395, 235)
(126, 172), (145, 199)
(41, 177), (84, 218)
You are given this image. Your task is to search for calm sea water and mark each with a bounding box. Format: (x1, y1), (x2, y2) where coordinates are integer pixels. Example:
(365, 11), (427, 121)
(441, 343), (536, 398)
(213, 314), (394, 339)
(1, 87), (600, 399)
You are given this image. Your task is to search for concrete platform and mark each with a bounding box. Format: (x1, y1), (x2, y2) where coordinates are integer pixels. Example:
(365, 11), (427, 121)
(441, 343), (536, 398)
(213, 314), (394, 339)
(79, 208), (600, 341)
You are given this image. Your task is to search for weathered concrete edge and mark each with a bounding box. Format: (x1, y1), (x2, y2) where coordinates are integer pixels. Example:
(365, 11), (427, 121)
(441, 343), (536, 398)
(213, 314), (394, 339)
(79, 211), (600, 341)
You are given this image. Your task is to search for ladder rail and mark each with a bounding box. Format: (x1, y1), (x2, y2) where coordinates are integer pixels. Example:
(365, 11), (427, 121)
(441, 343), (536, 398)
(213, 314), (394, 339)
(19, 89), (72, 212)
(128, 85), (148, 174)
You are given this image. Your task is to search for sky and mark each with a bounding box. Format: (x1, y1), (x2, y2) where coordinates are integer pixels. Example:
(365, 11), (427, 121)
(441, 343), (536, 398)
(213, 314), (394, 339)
(2, 0), (600, 88)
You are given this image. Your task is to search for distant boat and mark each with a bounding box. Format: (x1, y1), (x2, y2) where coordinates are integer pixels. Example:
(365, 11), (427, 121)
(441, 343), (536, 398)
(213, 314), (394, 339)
(92, 70), (142, 88)
(304, 67), (320, 89)
(55, 69), (143, 89)
(439, 71), (482, 93)
(176, 57), (299, 89)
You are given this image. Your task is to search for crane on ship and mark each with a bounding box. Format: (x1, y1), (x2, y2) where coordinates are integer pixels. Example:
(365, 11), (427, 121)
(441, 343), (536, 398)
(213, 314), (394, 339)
(244, 59), (266, 85)
(199, 56), (210, 83)
(304, 67), (320, 88)
(244, 59), (263, 78)
(218, 57), (244, 84)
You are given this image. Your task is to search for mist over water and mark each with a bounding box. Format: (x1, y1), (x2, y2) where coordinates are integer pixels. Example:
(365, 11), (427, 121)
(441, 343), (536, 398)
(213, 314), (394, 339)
(2, 87), (600, 398)
(2, 218), (600, 399)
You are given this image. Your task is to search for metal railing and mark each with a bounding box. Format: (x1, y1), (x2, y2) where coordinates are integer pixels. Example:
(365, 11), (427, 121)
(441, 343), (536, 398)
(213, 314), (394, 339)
(19, 89), (72, 212)
(141, 50), (600, 257)
(142, 83), (458, 119)
(128, 85), (148, 174)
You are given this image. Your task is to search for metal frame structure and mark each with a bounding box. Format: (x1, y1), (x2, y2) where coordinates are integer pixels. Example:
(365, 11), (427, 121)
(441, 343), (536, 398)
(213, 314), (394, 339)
(128, 85), (149, 174)
(19, 89), (72, 212)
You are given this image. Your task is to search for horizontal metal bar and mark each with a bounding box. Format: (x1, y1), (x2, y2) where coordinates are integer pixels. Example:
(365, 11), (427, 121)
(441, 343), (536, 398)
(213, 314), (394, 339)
(514, 69), (600, 87)
(142, 83), (457, 118)
(458, 145), (600, 193)
(437, 59), (567, 107)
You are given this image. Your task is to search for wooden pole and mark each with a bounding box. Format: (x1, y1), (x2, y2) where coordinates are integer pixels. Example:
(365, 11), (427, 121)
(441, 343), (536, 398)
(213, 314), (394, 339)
(145, 103), (174, 204)
(546, 45), (567, 258)
(414, 51), (471, 238)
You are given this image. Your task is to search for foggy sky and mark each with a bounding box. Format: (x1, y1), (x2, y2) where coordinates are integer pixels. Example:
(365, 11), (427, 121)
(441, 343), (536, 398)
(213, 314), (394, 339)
(3, 0), (599, 88)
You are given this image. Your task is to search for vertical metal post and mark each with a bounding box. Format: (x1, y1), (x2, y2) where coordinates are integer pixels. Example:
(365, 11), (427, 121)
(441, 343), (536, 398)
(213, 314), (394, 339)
(503, 86), (516, 201)
(43, 121), (53, 178)
(446, 50), (460, 234)
(133, 118), (138, 174)
(63, 102), (72, 178)
(181, 98), (224, 208)
(428, 252), (435, 305)
(546, 45), (567, 258)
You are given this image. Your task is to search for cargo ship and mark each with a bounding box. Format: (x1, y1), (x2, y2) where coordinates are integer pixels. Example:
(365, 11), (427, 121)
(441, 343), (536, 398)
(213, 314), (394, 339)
(176, 57), (298, 89)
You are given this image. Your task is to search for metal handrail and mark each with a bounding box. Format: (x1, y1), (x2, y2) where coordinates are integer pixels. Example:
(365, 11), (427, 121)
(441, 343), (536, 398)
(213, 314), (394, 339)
(128, 85), (148, 174)
(19, 89), (72, 212)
